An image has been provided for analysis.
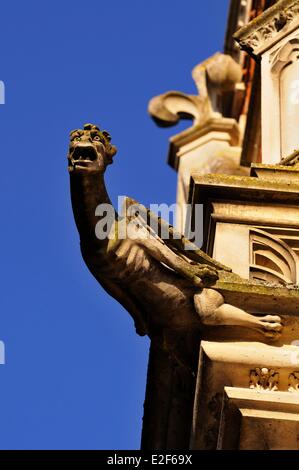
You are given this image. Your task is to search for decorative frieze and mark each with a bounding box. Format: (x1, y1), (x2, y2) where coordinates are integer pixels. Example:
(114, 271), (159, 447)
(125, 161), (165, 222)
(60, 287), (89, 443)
(249, 368), (279, 391)
(234, 0), (299, 57)
(288, 372), (299, 392)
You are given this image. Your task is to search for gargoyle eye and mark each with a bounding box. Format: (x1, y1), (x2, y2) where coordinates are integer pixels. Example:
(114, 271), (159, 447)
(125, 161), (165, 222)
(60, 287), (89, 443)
(74, 136), (81, 142)
(93, 135), (101, 141)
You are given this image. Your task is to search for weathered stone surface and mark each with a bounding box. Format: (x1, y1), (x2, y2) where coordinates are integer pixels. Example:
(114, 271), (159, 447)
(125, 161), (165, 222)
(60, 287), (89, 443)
(191, 343), (299, 449)
(218, 387), (299, 450)
(68, 124), (290, 450)
(68, 124), (283, 341)
(189, 156), (299, 449)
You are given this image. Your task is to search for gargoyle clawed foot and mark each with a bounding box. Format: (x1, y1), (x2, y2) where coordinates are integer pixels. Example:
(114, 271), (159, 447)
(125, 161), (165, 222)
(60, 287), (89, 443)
(257, 315), (283, 339)
(189, 264), (218, 287)
(194, 289), (284, 340)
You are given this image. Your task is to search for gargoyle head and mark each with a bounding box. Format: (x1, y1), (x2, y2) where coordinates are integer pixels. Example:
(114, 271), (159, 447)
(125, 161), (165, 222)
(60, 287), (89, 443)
(68, 123), (117, 174)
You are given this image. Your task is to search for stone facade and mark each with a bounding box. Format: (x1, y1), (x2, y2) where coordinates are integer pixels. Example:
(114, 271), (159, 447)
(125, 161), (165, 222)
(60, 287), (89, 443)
(146, 0), (299, 450)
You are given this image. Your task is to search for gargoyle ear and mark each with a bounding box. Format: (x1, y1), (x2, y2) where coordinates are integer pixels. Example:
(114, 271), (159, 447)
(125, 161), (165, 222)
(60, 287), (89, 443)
(106, 144), (117, 164)
(102, 130), (112, 142)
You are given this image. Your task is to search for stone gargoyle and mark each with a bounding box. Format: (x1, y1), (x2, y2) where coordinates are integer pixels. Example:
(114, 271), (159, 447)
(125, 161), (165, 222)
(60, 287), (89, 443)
(67, 123), (283, 340)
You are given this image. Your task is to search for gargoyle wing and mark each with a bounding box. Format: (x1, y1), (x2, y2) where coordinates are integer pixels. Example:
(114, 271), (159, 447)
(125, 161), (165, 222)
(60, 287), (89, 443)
(122, 196), (231, 273)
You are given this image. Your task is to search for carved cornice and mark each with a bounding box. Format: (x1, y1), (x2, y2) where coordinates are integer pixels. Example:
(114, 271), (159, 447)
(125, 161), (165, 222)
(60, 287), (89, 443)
(225, 0), (252, 61)
(234, 0), (299, 58)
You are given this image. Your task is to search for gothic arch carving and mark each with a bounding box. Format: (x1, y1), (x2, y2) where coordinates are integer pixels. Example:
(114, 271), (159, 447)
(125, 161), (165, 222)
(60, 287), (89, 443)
(271, 37), (299, 73)
(249, 228), (298, 285)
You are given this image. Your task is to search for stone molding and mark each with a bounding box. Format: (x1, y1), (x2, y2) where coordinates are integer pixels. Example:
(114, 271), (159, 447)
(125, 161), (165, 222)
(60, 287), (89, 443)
(234, 0), (299, 57)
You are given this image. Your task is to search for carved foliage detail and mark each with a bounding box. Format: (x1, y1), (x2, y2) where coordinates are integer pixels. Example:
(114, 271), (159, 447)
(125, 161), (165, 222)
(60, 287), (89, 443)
(249, 367), (279, 391)
(288, 372), (299, 392)
(235, 1), (299, 53)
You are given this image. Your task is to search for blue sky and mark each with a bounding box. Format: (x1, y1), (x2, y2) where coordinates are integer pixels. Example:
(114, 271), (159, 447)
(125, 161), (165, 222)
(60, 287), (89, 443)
(0, 0), (229, 449)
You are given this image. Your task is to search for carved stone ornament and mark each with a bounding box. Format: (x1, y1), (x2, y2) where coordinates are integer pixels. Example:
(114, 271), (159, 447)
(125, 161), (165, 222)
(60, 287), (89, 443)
(288, 372), (299, 392)
(250, 227), (299, 286)
(234, 0), (299, 57)
(281, 149), (299, 166)
(249, 368), (279, 391)
(148, 53), (242, 128)
(67, 124), (284, 340)
(270, 36), (299, 72)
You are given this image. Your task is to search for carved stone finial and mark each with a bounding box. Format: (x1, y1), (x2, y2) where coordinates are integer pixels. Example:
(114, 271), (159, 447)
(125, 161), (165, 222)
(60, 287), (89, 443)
(148, 53), (242, 128)
(148, 91), (206, 128)
(192, 52), (243, 101)
(249, 367), (279, 391)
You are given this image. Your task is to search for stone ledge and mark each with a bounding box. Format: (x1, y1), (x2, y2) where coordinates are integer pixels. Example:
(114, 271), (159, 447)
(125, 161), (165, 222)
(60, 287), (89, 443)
(191, 342), (299, 449)
(218, 387), (299, 449)
(251, 163), (299, 181)
(189, 173), (299, 206)
(216, 278), (299, 316)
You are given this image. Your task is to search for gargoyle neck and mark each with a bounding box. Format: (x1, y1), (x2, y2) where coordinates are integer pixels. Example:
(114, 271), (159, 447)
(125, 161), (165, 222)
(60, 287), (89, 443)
(70, 172), (116, 248)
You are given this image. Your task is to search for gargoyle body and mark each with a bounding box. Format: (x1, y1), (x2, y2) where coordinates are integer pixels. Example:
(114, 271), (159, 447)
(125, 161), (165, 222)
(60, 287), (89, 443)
(68, 124), (282, 341)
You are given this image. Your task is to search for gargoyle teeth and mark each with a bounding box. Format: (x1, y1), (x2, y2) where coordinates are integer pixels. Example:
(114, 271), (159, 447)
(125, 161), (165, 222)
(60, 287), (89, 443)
(71, 146), (97, 162)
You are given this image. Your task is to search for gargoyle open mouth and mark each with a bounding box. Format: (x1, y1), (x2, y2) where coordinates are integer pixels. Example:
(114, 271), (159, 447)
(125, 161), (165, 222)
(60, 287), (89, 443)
(71, 146), (98, 164)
